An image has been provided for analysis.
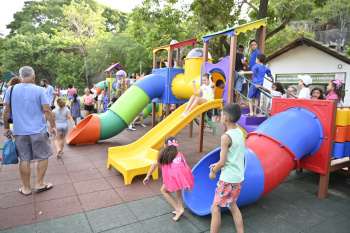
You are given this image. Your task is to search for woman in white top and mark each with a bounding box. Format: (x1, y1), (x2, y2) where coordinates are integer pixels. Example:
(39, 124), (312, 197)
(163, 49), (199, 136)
(181, 73), (215, 117)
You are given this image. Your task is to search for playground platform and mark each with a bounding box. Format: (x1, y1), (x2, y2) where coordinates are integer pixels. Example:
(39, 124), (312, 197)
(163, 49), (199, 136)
(0, 118), (349, 233)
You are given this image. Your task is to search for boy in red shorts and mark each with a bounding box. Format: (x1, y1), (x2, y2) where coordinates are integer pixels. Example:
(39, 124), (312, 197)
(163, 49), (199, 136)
(209, 103), (244, 233)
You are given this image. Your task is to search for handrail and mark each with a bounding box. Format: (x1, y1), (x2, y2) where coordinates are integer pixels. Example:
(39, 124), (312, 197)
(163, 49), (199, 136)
(234, 87), (270, 117)
(263, 77), (298, 99)
(241, 75), (272, 99)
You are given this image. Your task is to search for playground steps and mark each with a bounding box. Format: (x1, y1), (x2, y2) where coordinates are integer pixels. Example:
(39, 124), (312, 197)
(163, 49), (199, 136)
(237, 107), (267, 133)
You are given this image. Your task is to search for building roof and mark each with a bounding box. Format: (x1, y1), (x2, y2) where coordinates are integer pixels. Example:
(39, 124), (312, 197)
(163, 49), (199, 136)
(104, 63), (126, 72)
(266, 36), (350, 64)
(153, 38), (198, 53)
(202, 18), (268, 43)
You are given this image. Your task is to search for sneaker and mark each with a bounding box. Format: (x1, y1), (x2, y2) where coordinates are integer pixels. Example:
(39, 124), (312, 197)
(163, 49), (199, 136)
(127, 126), (136, 131)
(141, 124), (146, 128)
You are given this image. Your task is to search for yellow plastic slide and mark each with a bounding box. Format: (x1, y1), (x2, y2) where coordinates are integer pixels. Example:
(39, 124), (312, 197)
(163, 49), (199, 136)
(107, 99), (223, 185)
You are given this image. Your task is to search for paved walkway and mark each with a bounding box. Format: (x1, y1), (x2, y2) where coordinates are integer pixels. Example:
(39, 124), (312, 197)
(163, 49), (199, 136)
(0, 118), (350, 232)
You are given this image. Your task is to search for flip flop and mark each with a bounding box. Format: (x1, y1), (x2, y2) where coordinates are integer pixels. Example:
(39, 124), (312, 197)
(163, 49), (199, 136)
(19, 188), (32, 196)
(35, 184), (53, 193)
(245, 113), (253, 117)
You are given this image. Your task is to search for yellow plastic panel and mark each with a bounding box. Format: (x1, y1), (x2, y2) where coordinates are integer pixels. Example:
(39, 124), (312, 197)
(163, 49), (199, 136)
(107, 99), (223, 185)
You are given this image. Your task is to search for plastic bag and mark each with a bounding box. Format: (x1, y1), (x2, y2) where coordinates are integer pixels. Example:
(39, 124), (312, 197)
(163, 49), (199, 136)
(1, 138), (18, 165)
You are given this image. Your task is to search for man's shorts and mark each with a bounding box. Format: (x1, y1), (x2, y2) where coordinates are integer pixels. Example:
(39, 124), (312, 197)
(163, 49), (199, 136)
(234, 75), (244, 92)
(248, 84), (261, 99)
(14, 132), (52, 162)
(213, 180), (243, 207)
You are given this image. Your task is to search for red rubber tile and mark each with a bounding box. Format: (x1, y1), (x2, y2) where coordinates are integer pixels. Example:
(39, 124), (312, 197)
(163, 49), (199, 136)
(36, 196), (83, 222)
(114, 180), (158, 203)
(78, 189), (123, 211)
(65, 161), (95, 173)
(145, 178), (164, 195)
(73, 178), (112, 195)
(87, 153), (108, 162)
(0, 164), (20, 172)
(0, 178), (35, 194)
(43, 173), (72, 186)
(0, 169), (34, 181)
(0, 191), (35, 209)
(35, 183), (76, 203)
(98, 167), (122, 177)
(62, 155), (91, 165)
(0, 204), (35, 230)
(33, 164), (67, 177)
(105, 176), (127, 188)
(68, 168), (103, 183)
(92, 160), (108, 169)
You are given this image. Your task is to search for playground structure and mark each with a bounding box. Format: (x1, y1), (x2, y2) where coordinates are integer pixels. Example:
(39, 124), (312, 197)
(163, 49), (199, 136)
(65, 17), (350, 218)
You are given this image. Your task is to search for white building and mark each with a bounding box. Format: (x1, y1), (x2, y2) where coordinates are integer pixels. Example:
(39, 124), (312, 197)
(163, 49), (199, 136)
(264, 36), (350, 105)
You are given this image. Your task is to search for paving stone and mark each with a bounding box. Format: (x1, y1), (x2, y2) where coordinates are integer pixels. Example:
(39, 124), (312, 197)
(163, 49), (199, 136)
(0, 204), (36, 231)
(68, 168), (103, 183)
(103, 222), (148, 233)
(244, 211), (302, 233)
(203, 224), (257, 233)
(182, 210), (233, 232)
(0, 191), (34, 209)
(114, 180), (157, 202)
(85, 204), (138, 233)
(73, 177), (111, 195)
(126, 196), (173, 220)
(36, 213), (92, 233)
(34, 183), (76, 203)
(0, 178), (34, 194)
(36, 196), (83, 222)
(0, 224), (36, 233)
(78, 189), (123, 211)
(254, 193), (288, 211)
(65, 161), (95, 173)
(140, 213), (201, 233)
(268, 181), (311, 202)
(305, 209), (350, 233)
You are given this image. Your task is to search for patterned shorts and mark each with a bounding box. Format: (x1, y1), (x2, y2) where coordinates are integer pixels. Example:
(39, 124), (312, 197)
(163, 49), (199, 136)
(213, 180), (243, 207)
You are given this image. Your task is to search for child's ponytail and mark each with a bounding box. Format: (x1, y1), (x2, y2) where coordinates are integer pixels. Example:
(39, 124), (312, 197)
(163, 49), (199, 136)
(158, 136), (178, 165)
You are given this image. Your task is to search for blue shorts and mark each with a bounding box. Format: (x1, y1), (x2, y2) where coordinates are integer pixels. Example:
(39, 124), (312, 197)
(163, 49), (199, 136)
(234, 75), (243, 91)
(248, 84), (261, 99)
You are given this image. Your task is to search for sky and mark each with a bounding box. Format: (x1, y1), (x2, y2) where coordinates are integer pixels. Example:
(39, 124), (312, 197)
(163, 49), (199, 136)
(0, 0), (143, 36)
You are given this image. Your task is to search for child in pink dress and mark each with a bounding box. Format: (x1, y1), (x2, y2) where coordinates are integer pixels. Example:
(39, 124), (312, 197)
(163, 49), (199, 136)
(143, 136), (194, 221)
(326, 79), (343, 100)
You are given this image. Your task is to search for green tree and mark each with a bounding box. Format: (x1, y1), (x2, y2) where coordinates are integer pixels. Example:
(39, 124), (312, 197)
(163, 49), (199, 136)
(58, 0), (107, 87)
(312, 0), (350, 32)
(7, 0), (128, 35)
(265, 26), (314, 55)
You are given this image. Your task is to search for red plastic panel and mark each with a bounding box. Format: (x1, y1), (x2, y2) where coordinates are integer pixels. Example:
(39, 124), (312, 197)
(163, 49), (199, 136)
(271, 98), (335, 175)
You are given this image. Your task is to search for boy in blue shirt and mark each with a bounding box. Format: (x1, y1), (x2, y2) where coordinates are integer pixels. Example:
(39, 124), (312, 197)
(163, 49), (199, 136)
(209, 103), (244, 233)
(239, 53), (274, 117)
(248, 40), (260, 73)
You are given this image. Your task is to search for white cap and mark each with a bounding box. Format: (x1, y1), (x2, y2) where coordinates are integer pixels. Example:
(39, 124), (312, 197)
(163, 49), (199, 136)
(298, 75), (312, 86)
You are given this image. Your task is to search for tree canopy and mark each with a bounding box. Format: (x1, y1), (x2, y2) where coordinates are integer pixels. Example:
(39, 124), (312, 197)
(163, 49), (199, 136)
(1, 0), (348, 88)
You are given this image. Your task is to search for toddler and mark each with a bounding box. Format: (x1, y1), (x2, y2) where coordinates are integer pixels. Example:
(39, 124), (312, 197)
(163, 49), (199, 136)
(143, 136), (194, 221)
(53, 98), (76, 158)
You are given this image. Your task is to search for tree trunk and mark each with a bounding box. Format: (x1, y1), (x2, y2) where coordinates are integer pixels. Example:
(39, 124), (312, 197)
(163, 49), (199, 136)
(266, 13), (296, 40)
(255, 0), (269, 42)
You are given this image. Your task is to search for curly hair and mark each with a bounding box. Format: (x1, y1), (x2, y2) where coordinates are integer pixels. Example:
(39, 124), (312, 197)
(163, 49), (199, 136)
(158, 136), (178, 165)
(8, 77), (21, 87)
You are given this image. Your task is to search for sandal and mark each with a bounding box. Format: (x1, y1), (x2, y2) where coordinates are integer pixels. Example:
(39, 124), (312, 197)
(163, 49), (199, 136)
(245, 113), (253, 117)
(35, 184), (53, 193)
(19, 188), (32, 196)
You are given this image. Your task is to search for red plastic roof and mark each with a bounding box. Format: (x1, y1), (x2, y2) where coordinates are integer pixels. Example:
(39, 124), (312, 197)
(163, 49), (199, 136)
(104, 63), (126, 72)
(153, 38), (197, 53)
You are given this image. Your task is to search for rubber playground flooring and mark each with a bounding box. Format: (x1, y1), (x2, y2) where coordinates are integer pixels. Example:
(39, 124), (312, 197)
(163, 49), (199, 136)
(0, 117), (349, 233)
